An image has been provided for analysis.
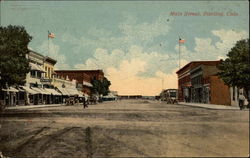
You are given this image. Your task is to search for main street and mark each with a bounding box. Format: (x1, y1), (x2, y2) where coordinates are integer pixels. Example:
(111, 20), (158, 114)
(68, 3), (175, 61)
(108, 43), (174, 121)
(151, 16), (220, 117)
(0, 100), (249, 157)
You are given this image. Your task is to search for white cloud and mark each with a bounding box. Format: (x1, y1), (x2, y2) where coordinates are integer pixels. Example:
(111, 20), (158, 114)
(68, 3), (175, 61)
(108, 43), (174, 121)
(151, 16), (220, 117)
(37, 41), (70, 70)
(174, 29), (248, 62)
(75, 45), (176, 96)
(212, 29), (248, 53)
(65, 14), (247, 96)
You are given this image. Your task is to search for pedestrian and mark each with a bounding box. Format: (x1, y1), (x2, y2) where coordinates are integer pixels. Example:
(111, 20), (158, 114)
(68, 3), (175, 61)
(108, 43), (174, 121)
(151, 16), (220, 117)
(239, 92), (245, 110)
(83, 96), (88, 109)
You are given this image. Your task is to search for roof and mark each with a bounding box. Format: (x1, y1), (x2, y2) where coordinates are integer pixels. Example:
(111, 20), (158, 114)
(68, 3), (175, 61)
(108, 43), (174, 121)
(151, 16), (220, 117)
(176, 60), (221, 74)
(55, 69), (104, 73)
(45, 56), (57, 65)
(28, 49), (44, 58)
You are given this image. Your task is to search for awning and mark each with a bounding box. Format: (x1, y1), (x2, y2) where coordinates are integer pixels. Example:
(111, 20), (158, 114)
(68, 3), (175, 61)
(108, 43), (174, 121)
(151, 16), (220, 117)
(31, 87), (45, 94)
(45, 88), (62, 95)
(40, 88), (51, 95)
(57, 87), (70, 96)
(78, 91), (83, 97)
(65, 88), (79, 96)
(1, 87), (19, 92)
(21, 86), (38, 94)
(29, 63), (46, 72)
(83, 81), (93, 87)
(17, 87), (25, 92)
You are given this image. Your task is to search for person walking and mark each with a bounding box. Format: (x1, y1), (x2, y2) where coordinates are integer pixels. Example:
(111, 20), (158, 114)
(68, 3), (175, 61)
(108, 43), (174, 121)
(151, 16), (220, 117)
(239, 92), (245, 110)
(83, 95), (88, 109)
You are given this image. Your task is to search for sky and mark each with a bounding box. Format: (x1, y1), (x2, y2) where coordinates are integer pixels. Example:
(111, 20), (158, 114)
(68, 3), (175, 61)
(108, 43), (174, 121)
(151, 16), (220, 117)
(1, 0), (249, 96)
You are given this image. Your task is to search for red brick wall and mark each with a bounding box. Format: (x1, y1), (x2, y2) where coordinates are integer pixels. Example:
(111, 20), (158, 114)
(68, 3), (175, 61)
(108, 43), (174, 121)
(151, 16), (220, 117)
(55, 70), (104, 82)
(210, 76), (231, 105)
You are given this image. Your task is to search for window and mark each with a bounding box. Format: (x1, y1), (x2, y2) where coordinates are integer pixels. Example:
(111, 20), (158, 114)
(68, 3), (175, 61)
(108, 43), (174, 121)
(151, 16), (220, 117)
(37, 72), (41, 78)
(30, 70), (36, 78)
(45, 67), (48, 78)
(48, 67), (51, 78)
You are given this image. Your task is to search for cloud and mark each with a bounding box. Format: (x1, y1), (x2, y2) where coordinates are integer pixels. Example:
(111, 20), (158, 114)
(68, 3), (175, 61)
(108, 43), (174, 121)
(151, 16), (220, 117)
(37, 41), (70, 70)
(61, 14), (172, 55)
(75, 45), (177, 96)
(66, 14), (247, 96)
(174, 29), (248, 63)
(119, 14), (171, 45)
(212, 29), (248, 53)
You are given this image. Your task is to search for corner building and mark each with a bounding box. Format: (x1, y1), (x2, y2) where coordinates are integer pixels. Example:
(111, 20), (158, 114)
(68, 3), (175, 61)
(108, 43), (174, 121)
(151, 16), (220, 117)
(176, 60), (231, 105)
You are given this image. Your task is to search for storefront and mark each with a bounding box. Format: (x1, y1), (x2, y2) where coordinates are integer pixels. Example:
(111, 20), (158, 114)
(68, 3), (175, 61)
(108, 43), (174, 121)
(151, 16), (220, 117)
(0, 87), (19, 106)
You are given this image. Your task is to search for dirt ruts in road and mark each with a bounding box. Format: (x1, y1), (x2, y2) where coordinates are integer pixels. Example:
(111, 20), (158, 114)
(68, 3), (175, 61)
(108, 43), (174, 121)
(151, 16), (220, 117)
(14, 126), (50, 154)
(85, 127), (93, 158)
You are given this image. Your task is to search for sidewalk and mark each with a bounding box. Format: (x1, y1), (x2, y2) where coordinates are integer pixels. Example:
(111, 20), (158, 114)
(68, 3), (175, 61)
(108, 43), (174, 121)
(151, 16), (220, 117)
(179, 102), (242, 110)
(6, 104), (66, 110)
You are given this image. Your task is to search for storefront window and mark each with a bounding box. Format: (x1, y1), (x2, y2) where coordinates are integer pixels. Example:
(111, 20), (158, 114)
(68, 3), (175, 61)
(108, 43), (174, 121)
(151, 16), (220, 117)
(0, 91), (4, 100)
(19, 92), (25, 100)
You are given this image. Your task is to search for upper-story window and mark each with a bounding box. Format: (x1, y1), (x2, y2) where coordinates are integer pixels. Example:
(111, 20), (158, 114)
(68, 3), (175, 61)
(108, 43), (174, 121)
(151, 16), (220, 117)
(37, 71), (41, 78)
(48, 67), (51, 78)
(30, 70), (36, 78)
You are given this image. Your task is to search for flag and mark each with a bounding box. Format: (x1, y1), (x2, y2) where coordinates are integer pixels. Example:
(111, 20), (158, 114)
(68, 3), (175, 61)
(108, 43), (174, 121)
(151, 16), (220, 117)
(48, 31), (55, 38)
(179, 38), (185, 44)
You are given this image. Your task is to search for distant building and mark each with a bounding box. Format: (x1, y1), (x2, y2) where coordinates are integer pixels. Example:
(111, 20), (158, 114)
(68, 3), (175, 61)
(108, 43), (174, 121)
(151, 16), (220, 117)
(176, 60), (231, 105)
(54, 70), (104, 95)
(119, 95), (142, 99)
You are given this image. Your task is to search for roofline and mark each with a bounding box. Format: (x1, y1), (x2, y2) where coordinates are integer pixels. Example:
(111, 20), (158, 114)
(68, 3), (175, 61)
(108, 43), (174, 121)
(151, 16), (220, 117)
(176, 60), (221, 74)
(29, 49), (57, 64)
(55, 69), (104, 72)
(28, 49), (45, 58)
(45, 56), (57, 64)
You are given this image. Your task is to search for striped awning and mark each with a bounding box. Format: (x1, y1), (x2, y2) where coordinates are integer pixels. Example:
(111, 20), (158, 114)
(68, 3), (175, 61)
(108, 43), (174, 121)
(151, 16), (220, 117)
(45, 88), (62, 95)
(31, 87), (45, 94)
(57, 87), (70, 96)
(21, 86), (38, 94)
(1, 87), (19, 92)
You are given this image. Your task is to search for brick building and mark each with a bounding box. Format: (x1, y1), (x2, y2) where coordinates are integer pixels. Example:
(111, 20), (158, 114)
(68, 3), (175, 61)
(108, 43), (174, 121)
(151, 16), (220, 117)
(54, 70), (104, 95)
(176, 60), (231, 105)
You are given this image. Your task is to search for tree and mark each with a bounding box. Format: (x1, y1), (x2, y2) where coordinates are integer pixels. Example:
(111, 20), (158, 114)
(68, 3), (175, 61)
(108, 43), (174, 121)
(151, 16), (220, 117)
(218, 39), (250, 99)
(0, 25), (32, 89)
(91, 77), (111, 96)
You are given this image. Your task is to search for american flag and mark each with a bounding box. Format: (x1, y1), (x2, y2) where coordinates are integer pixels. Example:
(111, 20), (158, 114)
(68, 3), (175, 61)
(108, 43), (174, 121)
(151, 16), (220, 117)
(179, 38), (185, 44)
(48, 31), (55, 38)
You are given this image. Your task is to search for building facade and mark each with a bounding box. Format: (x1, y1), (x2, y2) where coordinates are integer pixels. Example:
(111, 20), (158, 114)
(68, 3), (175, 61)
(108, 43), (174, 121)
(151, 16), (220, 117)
(1, 49), (88, 106)
(24, 50), (64, 105)
(177, 60), (231, 105)
(54, 70), (104, 95)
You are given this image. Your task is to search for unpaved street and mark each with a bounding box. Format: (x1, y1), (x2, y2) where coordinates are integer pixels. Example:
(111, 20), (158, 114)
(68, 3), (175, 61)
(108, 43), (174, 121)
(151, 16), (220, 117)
(0, 100), (249, 157)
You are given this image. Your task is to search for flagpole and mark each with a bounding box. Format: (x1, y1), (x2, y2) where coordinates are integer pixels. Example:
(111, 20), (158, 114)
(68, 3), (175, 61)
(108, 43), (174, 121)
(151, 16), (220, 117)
(179, 38), (181, 69)
(48, 31), (49, 55)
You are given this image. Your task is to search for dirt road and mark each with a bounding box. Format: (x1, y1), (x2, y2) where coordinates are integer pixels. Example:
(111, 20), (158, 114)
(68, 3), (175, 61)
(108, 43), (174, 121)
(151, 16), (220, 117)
(0, 99), (249, 157)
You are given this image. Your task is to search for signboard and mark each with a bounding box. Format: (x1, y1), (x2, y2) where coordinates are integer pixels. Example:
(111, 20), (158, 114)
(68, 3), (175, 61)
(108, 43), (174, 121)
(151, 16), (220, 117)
(40, 78), (52, 83)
